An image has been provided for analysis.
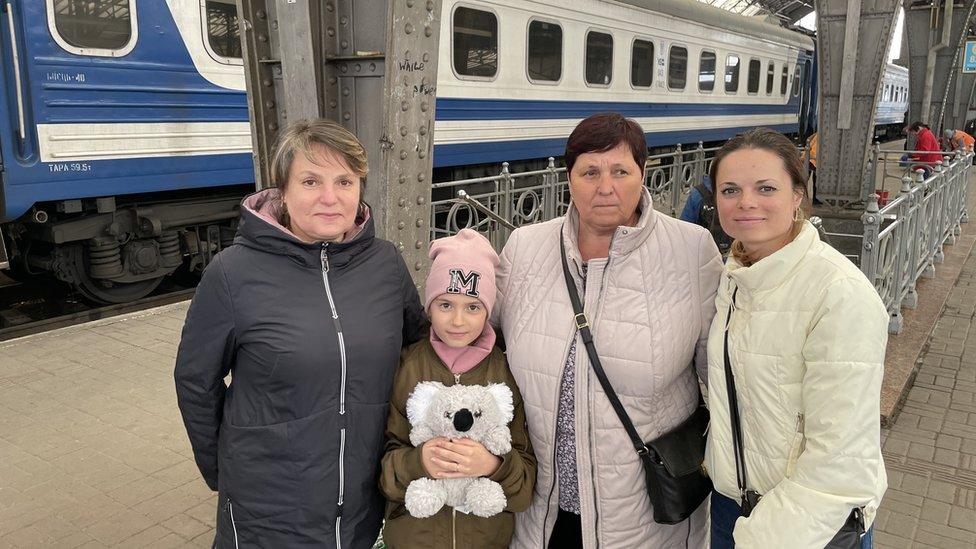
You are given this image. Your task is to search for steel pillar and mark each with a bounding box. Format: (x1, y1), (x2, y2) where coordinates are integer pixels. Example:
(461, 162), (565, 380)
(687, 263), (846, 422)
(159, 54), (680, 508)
(903, 0), (976, 132)
(815, 0), (900, 204)
(235, 0), (442, 280)
(944, 65), (976, 132)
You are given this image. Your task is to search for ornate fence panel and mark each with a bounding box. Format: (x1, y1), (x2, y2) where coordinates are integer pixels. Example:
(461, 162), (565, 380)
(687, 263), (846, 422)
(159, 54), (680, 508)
(860, 151), (973, 333)
(431, 145), (973, 336)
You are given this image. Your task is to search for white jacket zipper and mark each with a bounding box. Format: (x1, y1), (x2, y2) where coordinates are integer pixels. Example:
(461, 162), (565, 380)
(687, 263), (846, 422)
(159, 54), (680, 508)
(321, 245), (347, 549)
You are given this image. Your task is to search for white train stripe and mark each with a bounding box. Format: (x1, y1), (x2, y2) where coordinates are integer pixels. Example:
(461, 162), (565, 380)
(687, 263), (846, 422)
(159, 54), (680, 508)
(37, 111), (797, 162)
(36, 122), (253, 163)
(433, 114), (798, 145)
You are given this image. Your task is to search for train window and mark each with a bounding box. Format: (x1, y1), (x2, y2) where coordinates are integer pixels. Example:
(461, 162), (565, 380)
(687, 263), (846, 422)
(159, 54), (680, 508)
(698, 51), (716, 92)
(668, 45), (688, 90)
(725, 55), (740, 93)
(51, 0), (135, 53)
(631, 39), (654, 88)
(453, 7), (498, 78)
(586, 31), (613, 85)
(206, 0), (242, 59)
(527, 20), (562, 82)
(780, 65), (788, 95)
(747, 59), (761, 94)
(765, 62), (774, 95)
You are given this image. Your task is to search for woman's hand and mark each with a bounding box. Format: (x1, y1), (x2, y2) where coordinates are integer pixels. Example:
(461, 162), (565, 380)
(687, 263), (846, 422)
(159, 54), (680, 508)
(427, 438), (502, 479)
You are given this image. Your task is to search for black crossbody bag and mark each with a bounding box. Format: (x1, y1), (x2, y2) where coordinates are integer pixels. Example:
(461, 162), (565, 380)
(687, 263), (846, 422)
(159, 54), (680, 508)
(723, 289), (865, 548)
(559, 237), (711, 525)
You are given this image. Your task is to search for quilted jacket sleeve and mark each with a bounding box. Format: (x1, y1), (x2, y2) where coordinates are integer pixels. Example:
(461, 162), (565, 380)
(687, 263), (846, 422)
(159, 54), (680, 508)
(174, 255), (237, 491)
(734, 277), (888, 548)
(696, 230), (723, 387)
(492, 227), (521, 327)
(488, 366), (537, 512)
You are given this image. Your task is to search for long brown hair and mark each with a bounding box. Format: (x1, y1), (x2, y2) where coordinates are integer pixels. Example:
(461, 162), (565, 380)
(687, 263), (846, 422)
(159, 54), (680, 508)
(708, 128), (809, 266)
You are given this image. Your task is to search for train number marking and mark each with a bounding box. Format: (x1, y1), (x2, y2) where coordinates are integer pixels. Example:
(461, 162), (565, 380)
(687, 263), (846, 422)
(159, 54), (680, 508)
(46, 72), (86, 83)
(48, 163), (92, 173)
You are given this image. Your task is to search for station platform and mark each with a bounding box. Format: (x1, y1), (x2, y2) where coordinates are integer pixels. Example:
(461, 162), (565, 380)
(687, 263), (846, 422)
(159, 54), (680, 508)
(1, 213), (975, 547)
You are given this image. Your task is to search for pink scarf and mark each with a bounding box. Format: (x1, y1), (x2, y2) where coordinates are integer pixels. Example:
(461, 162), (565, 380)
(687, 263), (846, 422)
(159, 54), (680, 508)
(429, 323), (496, 376)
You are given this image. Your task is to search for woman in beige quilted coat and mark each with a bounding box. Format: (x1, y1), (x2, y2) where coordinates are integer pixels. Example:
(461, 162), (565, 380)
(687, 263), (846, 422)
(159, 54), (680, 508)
(494, 112), (723, 548)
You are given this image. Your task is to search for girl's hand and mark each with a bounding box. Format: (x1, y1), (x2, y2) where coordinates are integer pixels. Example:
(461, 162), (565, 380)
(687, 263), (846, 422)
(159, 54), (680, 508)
(429, 438), (502, 479)
(421, 437), (457, 478)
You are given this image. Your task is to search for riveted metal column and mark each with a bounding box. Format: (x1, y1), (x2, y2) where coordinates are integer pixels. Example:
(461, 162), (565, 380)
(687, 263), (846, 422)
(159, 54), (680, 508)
(236, 0), (280, 189)
(377, 0), (442, 281)
(237, 0), (442, 282)
(814, 0), (900, 205)
(903, 0), (976, 129)
(276, 0), (323, 121)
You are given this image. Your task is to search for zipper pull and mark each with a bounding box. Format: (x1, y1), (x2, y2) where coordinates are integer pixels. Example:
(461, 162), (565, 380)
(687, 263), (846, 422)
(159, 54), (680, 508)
(321, 244), (330, 273)
(454, 373), (461, 384)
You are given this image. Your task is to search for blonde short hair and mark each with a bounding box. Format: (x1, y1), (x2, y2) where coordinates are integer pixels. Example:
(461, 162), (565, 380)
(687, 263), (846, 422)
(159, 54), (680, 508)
(270, 119), (369, 192)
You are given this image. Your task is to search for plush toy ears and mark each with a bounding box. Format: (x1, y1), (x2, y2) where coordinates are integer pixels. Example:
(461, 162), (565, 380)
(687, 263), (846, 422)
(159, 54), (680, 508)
(486, 383), (514, 424)
(406, 381), (445, 427)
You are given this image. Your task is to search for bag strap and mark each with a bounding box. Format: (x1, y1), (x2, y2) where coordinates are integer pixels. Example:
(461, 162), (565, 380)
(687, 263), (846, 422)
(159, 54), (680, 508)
(723, 288), (751, 499)
(559, 234), (650, 458)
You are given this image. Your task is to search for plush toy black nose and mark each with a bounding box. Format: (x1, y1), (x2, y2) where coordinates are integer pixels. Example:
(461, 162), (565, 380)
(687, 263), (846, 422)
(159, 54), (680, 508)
(453, 409), (474, 432)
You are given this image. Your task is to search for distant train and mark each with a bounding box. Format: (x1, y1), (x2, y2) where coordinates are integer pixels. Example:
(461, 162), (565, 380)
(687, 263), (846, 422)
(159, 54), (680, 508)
(0, 0), (905, 302)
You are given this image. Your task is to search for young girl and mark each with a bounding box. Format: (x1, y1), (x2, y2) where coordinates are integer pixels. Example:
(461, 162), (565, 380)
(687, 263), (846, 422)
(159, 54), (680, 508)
(380, 229), (536, 548)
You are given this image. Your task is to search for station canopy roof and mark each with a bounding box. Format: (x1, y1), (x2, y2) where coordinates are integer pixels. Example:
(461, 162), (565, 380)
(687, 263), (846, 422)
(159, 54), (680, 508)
(696, 0), (815, 25)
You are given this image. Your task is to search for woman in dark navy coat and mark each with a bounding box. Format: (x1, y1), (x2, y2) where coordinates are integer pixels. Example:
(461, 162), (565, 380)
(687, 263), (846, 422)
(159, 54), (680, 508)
(175, 119), (426, 548)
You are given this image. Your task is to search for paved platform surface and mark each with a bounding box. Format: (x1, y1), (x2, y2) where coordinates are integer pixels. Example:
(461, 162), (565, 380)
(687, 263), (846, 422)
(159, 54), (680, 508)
(0, 303), (216, 548)
(1, 211), (975, 547)
(874, 247), (976, 548)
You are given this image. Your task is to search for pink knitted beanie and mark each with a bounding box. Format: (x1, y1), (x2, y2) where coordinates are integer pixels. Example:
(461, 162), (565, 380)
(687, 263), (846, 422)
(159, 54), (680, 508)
(424, 229), (498, 315)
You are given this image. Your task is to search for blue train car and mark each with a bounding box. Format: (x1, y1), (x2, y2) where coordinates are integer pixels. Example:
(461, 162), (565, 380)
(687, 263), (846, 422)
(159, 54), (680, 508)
(0, 0), (252, 302)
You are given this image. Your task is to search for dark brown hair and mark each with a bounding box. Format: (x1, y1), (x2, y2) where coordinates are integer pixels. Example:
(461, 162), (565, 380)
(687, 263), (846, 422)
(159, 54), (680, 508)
(565, 112), (648, 173)
(709, 128), (808, 265)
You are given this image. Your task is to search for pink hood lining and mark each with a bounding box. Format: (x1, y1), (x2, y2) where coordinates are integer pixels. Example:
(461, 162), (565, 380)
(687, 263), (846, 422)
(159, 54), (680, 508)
(242, 188), (370, 244)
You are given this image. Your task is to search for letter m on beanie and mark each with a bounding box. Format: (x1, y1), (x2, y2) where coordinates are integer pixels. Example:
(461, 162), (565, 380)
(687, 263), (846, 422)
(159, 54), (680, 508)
(447, 269), (481, 298)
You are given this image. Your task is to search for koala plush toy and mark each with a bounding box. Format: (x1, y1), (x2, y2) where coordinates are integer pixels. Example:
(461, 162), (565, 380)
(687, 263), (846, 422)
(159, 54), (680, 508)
(404, 381), (514, 518)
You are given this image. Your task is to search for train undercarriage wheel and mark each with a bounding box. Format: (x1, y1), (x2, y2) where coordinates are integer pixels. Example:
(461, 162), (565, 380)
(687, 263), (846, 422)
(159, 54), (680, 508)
(63, 244), (164, 305)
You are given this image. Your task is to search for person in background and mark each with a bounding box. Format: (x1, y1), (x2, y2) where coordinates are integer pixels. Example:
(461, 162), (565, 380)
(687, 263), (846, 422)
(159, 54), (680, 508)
(704, 128), (887, 549)
(175, 119), (427, 548)
(943, 128), (975, 152)
(904, 122), (942, 177)
(380, 228), (536, 548)
(680, 175), (733, 255)
(806, 132), (822, 205)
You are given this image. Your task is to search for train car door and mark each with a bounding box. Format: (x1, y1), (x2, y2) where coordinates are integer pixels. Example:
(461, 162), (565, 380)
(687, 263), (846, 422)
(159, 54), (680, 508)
(798, 58), (814, 139)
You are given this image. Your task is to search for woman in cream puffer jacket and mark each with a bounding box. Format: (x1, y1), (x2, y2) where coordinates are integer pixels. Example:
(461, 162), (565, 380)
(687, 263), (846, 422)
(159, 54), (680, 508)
(704, 128), (888, 548)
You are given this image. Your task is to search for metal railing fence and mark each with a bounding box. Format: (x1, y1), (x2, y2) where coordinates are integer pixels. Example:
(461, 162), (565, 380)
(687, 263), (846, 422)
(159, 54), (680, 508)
(430, 146), (973, 335)
(861, 151), (972, 333)
(430, 143), (719, 250)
